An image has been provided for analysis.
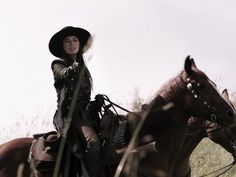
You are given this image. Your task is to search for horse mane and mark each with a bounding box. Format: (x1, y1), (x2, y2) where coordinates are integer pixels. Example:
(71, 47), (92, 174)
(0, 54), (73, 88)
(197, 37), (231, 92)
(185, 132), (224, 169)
(132, 70), (190, 132)
(149, 70), (188, 108)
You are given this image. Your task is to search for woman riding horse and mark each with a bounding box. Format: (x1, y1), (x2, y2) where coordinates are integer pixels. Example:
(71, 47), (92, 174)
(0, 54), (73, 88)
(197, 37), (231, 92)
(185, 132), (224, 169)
(0, 56), (235, 177)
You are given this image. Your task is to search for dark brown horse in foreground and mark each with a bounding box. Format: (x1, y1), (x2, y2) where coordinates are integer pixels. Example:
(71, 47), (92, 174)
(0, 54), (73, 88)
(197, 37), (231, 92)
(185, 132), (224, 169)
(113, 57), (236, 177)
(0, 56), (235, 177)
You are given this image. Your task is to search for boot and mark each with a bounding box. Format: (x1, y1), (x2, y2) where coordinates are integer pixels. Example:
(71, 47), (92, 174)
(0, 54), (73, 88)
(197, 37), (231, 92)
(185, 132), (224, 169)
(84, 151), (103, 177)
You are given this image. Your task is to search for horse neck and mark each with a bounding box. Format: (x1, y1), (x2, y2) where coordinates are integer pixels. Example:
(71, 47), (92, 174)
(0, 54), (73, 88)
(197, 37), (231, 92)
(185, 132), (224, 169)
(142, 71), (191, 146)
(152, 71), (188, 114)
(137, 73), (197, 175)
(141, 94), (190, 175)
(137, 94), (187, 142)
(181, 118), (207, 154)
(140, 71), (193, 138)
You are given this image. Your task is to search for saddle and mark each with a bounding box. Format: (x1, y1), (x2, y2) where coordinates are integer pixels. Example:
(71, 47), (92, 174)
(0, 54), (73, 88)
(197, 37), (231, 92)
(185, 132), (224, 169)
(29, 131), (61, 177)
(29, 95), (130, 176)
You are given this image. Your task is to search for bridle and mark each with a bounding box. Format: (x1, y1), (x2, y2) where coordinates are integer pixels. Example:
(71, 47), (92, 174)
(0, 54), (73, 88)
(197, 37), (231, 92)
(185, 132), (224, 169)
(223, 128), (236, 162)
(186, 77), (236, 176)
(186, 77), (217, 122)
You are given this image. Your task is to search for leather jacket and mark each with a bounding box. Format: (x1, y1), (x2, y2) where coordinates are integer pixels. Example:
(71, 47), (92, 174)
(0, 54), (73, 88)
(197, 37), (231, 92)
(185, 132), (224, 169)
(51, 58), (92, 133)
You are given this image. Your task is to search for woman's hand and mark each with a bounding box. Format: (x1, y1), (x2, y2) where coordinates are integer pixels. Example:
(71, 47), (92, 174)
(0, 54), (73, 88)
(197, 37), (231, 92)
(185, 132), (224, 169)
(65, 62), (79, 76)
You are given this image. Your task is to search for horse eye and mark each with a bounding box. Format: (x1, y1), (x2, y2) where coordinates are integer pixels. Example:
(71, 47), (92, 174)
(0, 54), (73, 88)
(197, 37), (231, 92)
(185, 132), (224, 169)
(199, 84), (206, 89)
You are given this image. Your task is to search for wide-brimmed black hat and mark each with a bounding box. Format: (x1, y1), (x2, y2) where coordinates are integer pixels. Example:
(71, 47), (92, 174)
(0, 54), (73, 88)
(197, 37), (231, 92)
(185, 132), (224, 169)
(49, 26), (92, 58)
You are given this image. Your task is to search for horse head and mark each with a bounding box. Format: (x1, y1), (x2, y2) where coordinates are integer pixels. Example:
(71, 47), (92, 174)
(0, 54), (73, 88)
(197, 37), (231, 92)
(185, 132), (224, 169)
(182, 56), (236, 127)
(173, 89), (236, 177)
(207, 89), (236, 160)
(154, 56), (235, 127)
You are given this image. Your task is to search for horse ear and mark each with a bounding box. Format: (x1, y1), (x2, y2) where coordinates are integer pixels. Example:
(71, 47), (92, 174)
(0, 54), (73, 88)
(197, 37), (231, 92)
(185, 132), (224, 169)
(222, 89), (229, 100)
(184, 55), (197, 76)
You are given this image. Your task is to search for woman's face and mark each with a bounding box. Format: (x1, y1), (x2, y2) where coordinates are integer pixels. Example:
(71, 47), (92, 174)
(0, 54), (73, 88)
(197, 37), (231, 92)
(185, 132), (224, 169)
(63, 35), (80, 59)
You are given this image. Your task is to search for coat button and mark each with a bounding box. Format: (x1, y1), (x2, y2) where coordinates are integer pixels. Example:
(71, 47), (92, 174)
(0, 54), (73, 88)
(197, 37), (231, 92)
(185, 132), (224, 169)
(66, 106), (70, 109)
(68, 97), (72, 100)
(71, 78), (74, 81)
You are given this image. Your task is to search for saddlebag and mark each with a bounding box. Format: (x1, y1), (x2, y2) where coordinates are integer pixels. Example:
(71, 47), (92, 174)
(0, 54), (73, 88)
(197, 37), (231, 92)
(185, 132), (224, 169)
(29, 131), (61, 177)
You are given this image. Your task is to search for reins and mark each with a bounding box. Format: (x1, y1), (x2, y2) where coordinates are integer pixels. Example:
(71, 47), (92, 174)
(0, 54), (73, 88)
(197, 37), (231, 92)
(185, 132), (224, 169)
(96, 94), (139, 121)
(102, 94), (133, 114)
(170, 117), (236, 177)
(185, 126), (222, 136)
(199, 162), (235, 177)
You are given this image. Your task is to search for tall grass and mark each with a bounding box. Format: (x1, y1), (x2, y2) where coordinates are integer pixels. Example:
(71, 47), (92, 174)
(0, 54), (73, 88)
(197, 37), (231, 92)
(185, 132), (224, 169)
(191, 139), (236, 177)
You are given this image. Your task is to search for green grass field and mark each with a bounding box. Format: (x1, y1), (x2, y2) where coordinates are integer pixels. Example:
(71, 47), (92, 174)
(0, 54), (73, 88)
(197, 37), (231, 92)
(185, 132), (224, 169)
(191, 138), (236, 177)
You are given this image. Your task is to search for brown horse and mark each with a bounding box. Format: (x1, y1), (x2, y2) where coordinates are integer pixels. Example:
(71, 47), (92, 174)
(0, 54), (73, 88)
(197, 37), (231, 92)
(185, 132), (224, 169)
(0, 137), (34, 177)
(0, 56), (235, 177)
(110, 57), (236, 177)
(172, 89), (236, 177)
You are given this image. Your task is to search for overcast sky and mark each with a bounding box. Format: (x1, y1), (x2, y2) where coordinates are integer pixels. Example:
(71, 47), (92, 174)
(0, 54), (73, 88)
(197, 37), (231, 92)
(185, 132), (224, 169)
(1, 0), (236, 139)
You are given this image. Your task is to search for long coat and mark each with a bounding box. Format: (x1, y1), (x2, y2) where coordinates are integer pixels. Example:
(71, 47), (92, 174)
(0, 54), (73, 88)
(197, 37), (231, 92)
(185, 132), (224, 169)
(51, 58), (92, 136)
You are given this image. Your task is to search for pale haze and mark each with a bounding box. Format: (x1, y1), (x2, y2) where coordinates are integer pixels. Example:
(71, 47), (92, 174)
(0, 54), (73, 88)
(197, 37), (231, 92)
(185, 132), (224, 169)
(0, 0), (236, 140)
